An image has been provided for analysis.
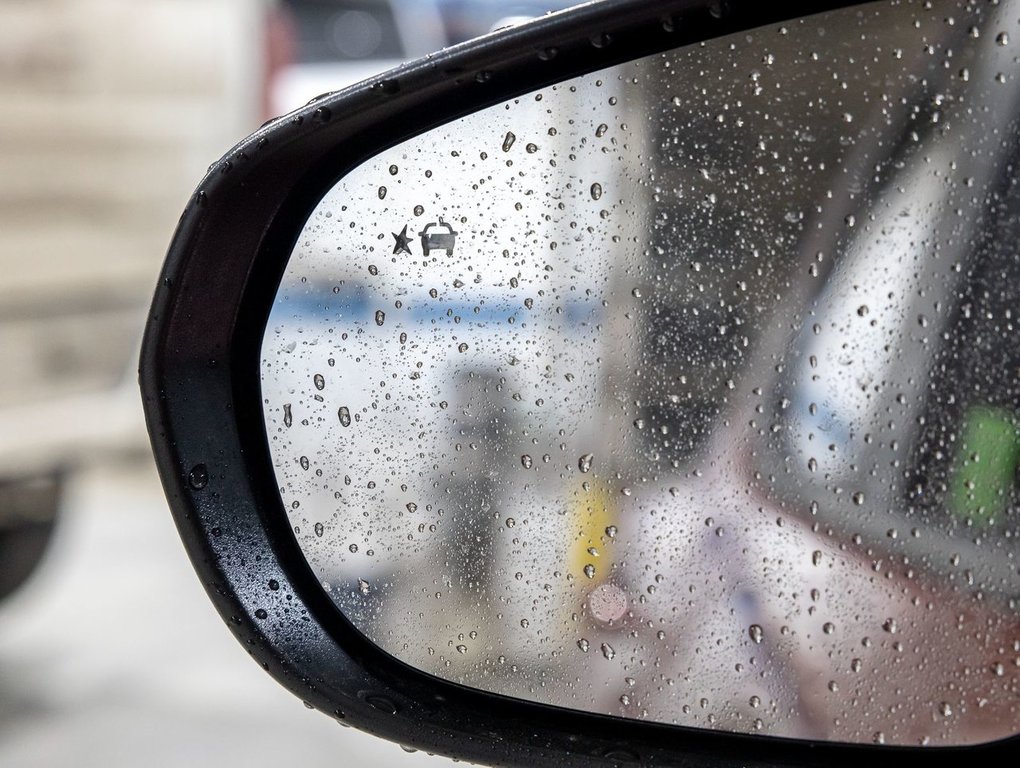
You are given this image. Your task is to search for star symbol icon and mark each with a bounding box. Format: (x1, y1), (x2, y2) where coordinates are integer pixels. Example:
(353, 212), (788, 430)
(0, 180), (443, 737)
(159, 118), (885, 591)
(392, 224), (412, 255)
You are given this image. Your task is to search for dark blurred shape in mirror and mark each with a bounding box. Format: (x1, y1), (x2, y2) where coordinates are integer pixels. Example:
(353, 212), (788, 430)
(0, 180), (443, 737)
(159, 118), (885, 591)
(0, 475), (61, 601)
(265, 0), (1020, 747)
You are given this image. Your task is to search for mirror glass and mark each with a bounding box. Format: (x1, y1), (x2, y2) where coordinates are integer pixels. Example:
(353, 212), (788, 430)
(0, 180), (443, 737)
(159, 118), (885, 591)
(262, 0), (1020, 746)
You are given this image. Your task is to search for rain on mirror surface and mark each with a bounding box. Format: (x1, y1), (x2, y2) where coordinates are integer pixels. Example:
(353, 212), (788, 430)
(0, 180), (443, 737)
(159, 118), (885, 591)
(262, 0), (1020, 747)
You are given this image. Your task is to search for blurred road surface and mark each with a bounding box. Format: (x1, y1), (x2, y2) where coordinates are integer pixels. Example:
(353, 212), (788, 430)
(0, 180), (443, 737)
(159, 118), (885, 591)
(0, 457), (454, 768)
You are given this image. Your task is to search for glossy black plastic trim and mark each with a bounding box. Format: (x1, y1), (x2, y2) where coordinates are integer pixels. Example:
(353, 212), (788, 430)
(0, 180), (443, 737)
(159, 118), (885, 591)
(140, 1), (1020, 765)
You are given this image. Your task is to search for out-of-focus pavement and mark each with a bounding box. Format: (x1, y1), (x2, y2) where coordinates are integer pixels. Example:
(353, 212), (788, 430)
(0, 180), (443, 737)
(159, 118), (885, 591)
(0, 453), (454, 768)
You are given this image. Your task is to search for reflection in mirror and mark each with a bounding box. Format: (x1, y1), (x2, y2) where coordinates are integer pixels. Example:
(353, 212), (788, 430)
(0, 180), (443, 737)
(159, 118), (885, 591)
(262, 0), (1020, 746)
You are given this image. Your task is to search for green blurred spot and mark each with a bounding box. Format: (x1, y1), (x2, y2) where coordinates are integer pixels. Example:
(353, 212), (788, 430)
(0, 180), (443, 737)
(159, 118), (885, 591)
(950, 406), (1020, 527)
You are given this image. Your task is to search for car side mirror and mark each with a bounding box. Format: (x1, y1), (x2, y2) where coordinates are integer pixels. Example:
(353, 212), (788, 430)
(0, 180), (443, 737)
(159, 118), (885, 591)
(141, 1), (1020, 765)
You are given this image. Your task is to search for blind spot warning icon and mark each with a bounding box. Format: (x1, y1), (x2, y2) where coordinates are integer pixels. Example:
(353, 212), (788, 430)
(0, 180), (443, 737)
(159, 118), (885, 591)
(419, 218), (458, 256)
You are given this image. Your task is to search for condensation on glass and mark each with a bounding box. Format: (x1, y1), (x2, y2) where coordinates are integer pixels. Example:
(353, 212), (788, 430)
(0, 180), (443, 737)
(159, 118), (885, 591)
(262, 0), (1020, 747)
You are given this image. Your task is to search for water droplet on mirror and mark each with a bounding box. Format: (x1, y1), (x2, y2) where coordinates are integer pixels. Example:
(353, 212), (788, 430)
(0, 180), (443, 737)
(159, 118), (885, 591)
(590, 182), (603, 201)
(457, 343), (469, 353)
(378, 186), (387, 199)
(314, 522), (324, 537)
(375, 310), (386, 326)
(283, 404), (293, 428)
(578, 638), (590, 652)
(520, 455), (533, 469)
(188, 464), (209, 490)
(313, 373), (325, 390)
(583, 563), (596, 579)
(578, 453), (594, 473)
(601, 642), (615, 660)
(605, 525), (617, 538)
(502, 131), (516, 152)
(358, 578), (370, 595)
(338, 406), (352, 427)
(748, 624), (764, 644)
(996, 31), (1009, 46)
(406, 502), (417, 514)
(882, 618), (898, 633)
(811, 550), (822, 566)
(368, 265), (378, 276)
(595, 123), (608, 137)
(413, 205), (424, 216)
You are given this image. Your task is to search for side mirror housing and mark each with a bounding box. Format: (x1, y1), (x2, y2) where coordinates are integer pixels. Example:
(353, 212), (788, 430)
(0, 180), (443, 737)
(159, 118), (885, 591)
(141, 1), (1020, 765)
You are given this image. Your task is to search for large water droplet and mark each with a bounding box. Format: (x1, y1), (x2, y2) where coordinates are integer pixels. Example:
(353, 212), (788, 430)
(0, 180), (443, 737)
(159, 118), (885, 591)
(188, 464), (209, 490)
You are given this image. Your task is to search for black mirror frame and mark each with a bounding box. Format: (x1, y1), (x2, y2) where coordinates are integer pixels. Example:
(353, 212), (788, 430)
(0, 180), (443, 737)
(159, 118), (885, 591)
(140, 1), (1020, 765)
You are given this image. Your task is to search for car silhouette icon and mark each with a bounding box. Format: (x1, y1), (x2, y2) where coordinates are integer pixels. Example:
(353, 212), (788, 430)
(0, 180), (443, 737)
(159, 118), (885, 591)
(418, 219), (457, 255)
